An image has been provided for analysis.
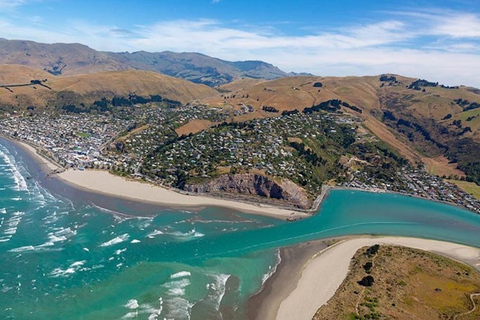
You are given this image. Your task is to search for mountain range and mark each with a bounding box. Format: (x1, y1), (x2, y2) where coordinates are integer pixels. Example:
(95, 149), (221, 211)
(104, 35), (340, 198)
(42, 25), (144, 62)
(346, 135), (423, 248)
(0, 38), (291, 86)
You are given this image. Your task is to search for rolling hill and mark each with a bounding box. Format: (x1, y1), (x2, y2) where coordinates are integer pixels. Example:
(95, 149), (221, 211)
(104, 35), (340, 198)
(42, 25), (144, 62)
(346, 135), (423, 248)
(205, 74), (480, 180)
(0, 65), (218, 109)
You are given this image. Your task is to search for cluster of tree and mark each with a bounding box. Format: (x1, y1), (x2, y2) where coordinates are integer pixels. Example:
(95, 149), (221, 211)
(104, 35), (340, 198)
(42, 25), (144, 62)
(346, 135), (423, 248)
(382, 110), (396, 122)
(303, 99), (361, 114)
(366, 244), (380, 255)
(303, 99), (343, 113)
(312, 82), (323, 88)
(213, 121), (254, 130)
(453, 99), (480, 111)
(281, 109), (299, 116)
(408, 79), (438, 89)
(440, 84), (459, 89)
(442, 113), (452, 120)
(358, 275), (375, 287)
(60, 94), (181, 114)
(383, 114), (447, 150)
(379, 75), (397, 82)
(459, 126), (472, 135)
(173, 169), (188, 189)
(262, 106), (279, 113)
(447, 138), (480, 185)
(342, 101), (362, 113)
(289, 141), (326, 166)
(467, 115), (479, 122)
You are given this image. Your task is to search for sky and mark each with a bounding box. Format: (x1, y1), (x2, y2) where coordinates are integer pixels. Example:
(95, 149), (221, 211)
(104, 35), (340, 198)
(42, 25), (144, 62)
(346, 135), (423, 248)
(0, 0), (480, 87)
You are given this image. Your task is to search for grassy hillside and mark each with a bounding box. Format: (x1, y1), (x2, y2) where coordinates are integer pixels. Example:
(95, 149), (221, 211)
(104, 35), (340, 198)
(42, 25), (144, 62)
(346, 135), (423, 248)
(204, 74), (480, 183)
(0, 65), (218, 109)
(314, 245), (480, 320)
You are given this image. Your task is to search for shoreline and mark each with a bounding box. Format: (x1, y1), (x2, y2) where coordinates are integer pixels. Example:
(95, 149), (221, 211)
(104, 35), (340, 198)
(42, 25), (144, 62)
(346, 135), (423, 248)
(56, 169), (311, 218)
(250, 235), (480, 320)
(3, 137), (310, 219)
(4, 136), (477, 219)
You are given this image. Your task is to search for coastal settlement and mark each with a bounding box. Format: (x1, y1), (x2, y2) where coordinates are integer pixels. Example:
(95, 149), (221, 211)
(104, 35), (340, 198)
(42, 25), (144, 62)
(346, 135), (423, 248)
(1, 100), (479, 214)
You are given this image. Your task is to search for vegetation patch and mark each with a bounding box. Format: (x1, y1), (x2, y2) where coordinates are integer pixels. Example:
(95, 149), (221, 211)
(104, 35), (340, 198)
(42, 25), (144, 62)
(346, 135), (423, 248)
(313, 245), (480, 320)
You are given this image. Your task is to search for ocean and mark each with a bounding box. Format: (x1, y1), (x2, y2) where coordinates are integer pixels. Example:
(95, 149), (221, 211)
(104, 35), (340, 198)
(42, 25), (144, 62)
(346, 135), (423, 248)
(1, 137), (480, 319)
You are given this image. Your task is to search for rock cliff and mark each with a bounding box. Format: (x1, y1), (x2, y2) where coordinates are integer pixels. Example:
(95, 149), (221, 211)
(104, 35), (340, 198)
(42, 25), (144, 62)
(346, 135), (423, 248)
(185, 174), (310, 209)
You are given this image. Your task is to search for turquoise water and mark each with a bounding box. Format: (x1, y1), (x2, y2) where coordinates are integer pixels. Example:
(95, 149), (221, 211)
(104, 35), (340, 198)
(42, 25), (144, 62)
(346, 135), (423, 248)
(1, 138), (480, 319)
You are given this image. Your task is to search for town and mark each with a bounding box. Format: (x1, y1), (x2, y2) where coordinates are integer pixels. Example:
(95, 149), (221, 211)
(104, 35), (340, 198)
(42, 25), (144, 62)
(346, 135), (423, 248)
(1, 101), (479, 213)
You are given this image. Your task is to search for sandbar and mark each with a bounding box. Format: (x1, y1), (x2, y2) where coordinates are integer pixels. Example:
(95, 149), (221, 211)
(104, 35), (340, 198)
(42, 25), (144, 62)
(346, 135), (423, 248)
(254, 236), (480, 320)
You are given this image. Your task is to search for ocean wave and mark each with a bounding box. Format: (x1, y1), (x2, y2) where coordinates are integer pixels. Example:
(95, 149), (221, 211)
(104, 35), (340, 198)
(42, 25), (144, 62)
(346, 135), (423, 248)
(122, 301), (162, 319)
(208, 274), (230, 310)
(170, 271), (191, 279)
(146, 229), (164, 238)
(0, 149), (28, 192)
(8, 245), (35, 253)
(0, 208), (6, 214)
(49, 260), (86, 278)
(163, 278), (190, 296)
(168, 229), (204, 240)
(2, 211), (24, 237)
(130, 239), (141, 244)
(163, 297), (193, 320)
(124, 299), (139, 309)
(8, 243), (65, 253)
(115, 248), (127, 255)
(49, 227), (77, 238)
(100, 234), (130, 247)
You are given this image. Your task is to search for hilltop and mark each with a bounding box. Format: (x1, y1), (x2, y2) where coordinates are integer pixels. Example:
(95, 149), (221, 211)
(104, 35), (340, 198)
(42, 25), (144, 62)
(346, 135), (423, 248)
(0, 65), (217, 109)
(0, 39), (289, 86)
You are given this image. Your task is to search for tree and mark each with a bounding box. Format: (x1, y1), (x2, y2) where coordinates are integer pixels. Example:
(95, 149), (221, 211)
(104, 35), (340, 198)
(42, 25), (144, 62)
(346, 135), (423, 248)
(358, 275), (374, 287)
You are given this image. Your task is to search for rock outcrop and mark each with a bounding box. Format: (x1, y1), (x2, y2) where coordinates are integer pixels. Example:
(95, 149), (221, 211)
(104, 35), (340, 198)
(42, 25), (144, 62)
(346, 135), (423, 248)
(185, 174), (310, 209)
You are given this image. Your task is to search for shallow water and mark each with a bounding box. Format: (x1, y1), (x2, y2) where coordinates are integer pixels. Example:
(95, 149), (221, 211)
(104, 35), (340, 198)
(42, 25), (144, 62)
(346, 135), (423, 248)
(1, 138), (480, 319)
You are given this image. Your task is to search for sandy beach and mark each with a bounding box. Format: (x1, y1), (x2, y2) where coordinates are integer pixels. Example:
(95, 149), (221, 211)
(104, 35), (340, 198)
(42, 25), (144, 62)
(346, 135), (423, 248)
(15, 141), (61, 172)
(253, 236), (480, 320)
(57, 169), (309, 218)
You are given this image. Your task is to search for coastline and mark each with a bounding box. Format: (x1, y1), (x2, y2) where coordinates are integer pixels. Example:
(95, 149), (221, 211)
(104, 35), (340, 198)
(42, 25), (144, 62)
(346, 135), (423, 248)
(4, 136), (477, 219)
(2, 137), (309, 219)
(250, 236), (480, 320)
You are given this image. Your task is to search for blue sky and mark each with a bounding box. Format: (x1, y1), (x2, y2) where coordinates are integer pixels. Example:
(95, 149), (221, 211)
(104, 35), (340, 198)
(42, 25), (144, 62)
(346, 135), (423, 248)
(1, 0), (480, 87)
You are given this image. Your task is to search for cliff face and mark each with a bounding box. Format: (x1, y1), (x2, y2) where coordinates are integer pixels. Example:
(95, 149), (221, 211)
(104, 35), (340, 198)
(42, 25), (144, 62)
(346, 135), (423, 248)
(185, 174), (310, 209)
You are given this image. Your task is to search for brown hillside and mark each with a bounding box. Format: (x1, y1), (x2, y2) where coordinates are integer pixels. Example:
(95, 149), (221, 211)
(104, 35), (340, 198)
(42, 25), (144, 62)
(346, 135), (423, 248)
(0, 40), (127, 76)
(314, 245), (480, 320)
(0, 65), (218, 108)
(204, 75), (480, 177)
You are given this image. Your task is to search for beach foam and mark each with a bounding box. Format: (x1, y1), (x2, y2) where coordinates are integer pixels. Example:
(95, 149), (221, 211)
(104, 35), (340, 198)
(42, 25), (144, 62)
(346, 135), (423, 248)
(261, 249), (281, 285)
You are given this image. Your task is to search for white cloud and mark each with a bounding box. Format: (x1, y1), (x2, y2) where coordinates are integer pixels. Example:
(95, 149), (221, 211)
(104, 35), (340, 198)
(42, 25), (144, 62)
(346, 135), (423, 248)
(0, 8), (480, 87)
(433, 13), (480, 38)
(0, 0), (26, 9)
